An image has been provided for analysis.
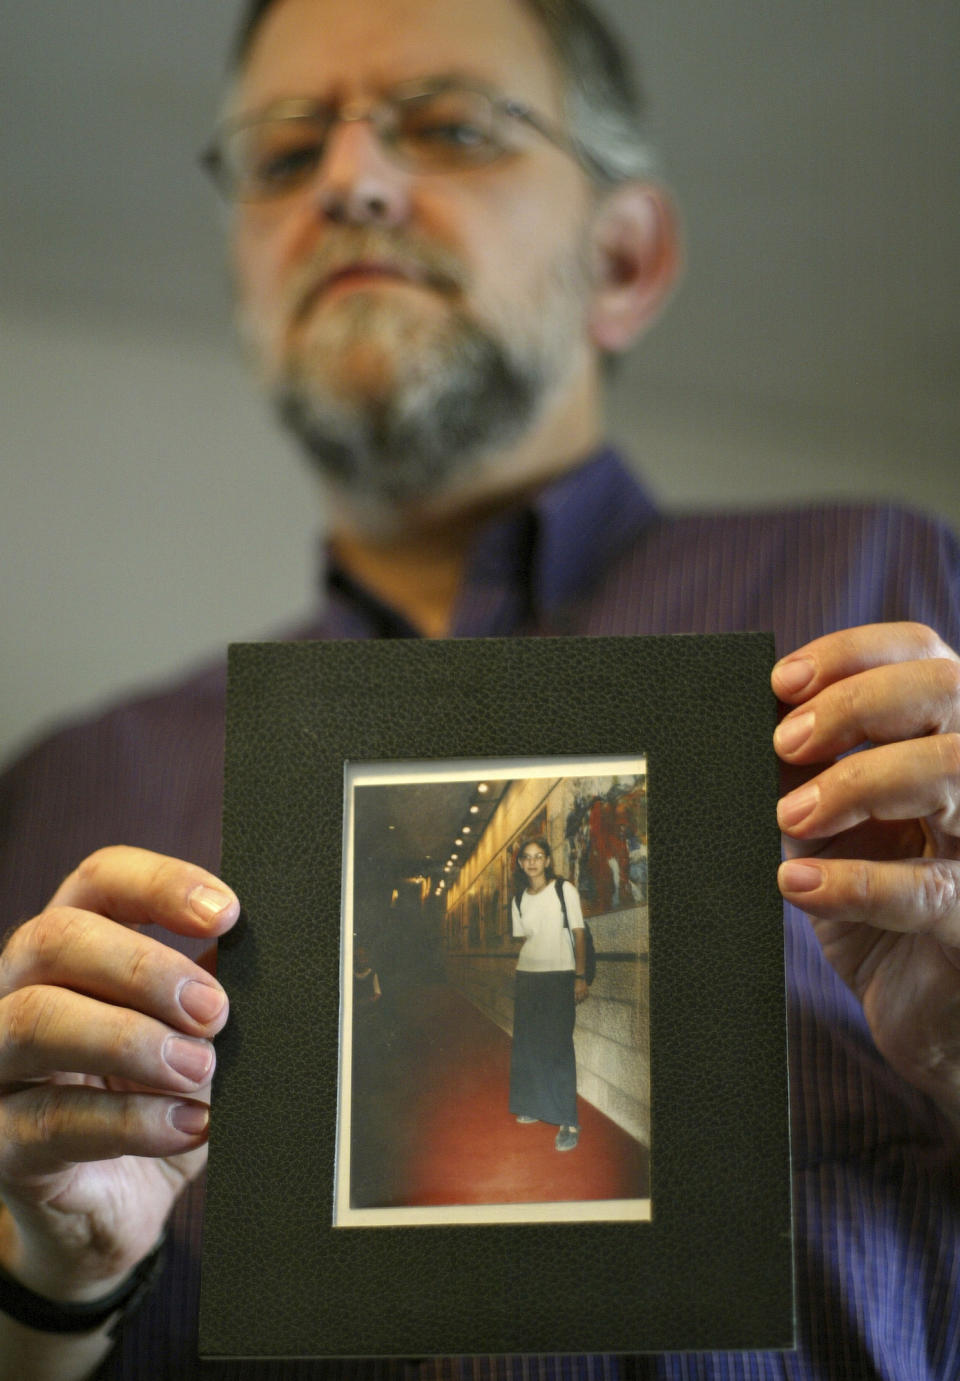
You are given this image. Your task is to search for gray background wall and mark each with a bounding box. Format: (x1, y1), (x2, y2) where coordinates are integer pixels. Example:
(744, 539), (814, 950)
(3, 2), (959, 767)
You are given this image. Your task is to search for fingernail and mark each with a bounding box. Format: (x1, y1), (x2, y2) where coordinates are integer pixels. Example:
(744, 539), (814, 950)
(188, 885), (234, 924)
(169, 1102), (209, 1135)
(164, 1036), (214, 1083)
(777, 782), (820, 830)
(773, 657), (815, 695)
(779, 860), (823, 893)
(178, 979), (226, 1025)
(774, 710), (815, 755)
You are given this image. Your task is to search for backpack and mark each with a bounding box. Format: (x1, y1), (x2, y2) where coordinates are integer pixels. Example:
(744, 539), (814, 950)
(555, 877), (597, 985)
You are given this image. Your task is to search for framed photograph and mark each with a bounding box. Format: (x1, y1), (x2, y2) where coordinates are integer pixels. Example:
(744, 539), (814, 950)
(339, 756), (651, 1228)
(200, 634), (793, 1360)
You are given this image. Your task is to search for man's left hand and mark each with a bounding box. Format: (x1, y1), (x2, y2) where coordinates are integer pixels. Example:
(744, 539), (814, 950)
(773, 622), (960, 1122)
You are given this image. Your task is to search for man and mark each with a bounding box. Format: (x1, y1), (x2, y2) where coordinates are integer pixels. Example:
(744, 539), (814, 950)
(1, 0), (959, 1377)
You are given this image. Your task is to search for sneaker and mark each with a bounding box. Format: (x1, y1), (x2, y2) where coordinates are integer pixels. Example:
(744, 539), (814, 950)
(516, 1115), (539, 1124)
(555, 1125), (579, 1152)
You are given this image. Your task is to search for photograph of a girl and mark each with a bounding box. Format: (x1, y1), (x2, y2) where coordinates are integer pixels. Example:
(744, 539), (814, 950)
(338, 760), (650, 1227)
(509, 837), (588, 1152)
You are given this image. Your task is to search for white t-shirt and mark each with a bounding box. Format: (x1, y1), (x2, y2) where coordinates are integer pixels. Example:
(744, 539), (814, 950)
(512, 879), (584, 973)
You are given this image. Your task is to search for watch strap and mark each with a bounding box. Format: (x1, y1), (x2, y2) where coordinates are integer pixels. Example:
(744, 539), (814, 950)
(0, 1235), (166, 1336)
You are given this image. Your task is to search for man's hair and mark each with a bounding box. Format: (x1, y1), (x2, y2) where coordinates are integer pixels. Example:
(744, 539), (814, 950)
(228, 0), (656, 184)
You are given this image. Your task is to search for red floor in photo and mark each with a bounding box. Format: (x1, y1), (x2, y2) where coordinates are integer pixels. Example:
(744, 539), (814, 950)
(351, 982), (649, 1210)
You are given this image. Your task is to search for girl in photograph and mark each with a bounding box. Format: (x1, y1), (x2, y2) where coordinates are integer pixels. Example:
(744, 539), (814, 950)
(509, 837), (589, 1152)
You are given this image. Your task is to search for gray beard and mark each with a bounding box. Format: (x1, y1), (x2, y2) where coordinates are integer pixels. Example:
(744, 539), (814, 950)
(272, 296), (551, 511)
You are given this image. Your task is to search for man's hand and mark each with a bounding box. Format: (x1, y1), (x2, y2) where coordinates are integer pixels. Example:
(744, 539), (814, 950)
(772, 623), (960, 1119)
(0, 847), (238, 1302)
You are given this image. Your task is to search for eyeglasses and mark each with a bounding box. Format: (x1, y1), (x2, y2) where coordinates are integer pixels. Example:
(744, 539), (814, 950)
(520, 852), (547, 863)
(200, 77), (606, 202)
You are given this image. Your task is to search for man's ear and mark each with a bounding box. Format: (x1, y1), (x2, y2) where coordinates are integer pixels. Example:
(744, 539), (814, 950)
(587, 183), (682, 353)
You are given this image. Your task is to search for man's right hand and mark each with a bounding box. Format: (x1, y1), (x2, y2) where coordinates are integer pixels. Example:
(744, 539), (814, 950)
(0, 846), (237, 1303)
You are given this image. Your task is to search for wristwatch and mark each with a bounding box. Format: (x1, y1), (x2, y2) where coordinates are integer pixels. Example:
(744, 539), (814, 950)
(0, 1236), (166, 1337)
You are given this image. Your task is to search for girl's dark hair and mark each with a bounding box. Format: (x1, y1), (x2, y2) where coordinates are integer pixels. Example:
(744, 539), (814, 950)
(228, 0), (655, 184)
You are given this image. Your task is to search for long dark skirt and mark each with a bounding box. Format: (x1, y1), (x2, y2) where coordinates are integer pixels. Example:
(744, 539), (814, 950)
(509, 970), (577, 1127)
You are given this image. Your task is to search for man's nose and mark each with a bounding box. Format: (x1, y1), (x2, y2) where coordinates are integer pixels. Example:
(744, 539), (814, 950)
(312, 118), (412, 228)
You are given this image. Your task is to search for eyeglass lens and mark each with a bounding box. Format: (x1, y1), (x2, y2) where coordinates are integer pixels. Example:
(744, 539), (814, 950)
(227, 88), (503, 199)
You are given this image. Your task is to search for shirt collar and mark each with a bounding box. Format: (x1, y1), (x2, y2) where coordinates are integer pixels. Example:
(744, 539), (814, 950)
(321, 446), (660, 639)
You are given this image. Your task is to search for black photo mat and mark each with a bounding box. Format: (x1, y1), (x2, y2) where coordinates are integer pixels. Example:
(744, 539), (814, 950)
(200, 633), (793, 1359)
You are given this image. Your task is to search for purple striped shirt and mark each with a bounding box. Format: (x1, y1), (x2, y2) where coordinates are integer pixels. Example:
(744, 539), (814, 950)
(1, 449), (959, 1379)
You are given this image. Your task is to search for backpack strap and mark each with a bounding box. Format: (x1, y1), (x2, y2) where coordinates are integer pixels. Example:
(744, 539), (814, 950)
(555, 876), (569, 927)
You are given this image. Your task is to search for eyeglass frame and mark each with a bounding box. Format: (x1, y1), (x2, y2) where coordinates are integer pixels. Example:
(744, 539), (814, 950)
(199, 75), (613, 201)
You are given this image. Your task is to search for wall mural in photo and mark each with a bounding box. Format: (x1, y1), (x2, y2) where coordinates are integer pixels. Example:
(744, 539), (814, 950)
(562, 778), (648, 918)
(451, 776), (648, 956)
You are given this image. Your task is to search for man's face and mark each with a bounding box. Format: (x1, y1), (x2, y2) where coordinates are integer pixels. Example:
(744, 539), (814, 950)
(229, 0), (598, 519)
